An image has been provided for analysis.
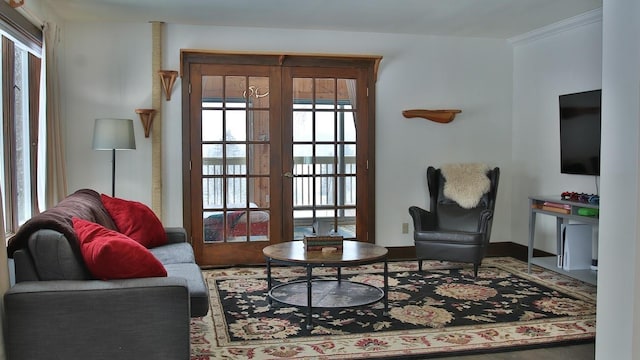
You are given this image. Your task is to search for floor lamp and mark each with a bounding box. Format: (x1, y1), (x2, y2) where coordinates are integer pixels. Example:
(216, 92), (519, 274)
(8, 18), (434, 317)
(92, 118), (136, 197)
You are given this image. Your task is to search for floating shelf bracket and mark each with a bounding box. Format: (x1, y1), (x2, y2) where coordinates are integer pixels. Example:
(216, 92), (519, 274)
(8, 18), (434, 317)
(135, 108), (157, 138)
(158, 70), (178, 101)
(402, 109), (462, 123)
(9, 0), (24, 8)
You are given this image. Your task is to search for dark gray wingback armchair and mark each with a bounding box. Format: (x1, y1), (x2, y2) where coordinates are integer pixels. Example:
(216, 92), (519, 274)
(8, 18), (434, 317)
(409, 166), (499, 277)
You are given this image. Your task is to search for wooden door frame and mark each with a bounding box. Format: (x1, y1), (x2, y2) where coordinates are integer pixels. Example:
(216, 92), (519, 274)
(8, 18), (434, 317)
(181, 51), (380, 265)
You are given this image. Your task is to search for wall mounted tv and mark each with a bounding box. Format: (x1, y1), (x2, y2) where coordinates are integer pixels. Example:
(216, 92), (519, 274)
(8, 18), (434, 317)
(559, 89), (602, 176)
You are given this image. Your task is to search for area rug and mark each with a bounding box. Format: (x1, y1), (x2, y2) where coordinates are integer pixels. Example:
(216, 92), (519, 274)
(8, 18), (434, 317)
(190, 257), (596, 359)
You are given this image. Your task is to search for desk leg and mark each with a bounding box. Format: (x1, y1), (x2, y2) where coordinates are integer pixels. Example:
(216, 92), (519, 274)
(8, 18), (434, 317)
(266, 258), (272, 306)
(528, 209), (536, 273)
(591, 225), (599, 270)
(556, 217), (564, 268)
(383, 260), (389, 316)
(306, 266), (313, 330)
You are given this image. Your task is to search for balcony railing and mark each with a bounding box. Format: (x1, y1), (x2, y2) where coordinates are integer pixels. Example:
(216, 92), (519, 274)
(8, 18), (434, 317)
(202, 156), (356, 212)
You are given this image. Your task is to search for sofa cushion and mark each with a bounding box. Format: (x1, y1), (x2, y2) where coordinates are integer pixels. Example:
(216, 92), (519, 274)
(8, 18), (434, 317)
(101, 194), (168, 248)
(73, 218), (167, 280)
(164, 263), (209, 317)
(27, 229), (91, 281)
(149, 242), (196, 265)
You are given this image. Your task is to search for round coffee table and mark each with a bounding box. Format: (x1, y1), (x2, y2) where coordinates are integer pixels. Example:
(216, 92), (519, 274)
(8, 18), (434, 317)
(263, 240), (388, 329)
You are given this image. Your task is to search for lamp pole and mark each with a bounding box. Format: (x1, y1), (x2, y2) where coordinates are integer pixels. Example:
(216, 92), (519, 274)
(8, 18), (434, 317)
(111, 149), (116, 197)
(92, 118), (136, 198)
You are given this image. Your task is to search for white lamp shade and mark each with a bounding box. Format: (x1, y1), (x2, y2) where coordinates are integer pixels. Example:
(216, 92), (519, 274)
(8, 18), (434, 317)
(92, 118), (136, 150)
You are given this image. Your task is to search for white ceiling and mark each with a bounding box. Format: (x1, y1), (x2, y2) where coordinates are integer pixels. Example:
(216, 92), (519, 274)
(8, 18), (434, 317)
(40, 0), (602, 39)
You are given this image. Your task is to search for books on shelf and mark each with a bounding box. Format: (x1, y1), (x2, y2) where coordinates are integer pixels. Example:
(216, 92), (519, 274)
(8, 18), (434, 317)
(541, 206), (570, 214)
(541, 201), (571, 214)
(542, 201), (570, 209)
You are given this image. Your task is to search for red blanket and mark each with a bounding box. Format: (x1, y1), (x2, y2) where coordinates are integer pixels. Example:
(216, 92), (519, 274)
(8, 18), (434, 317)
(203, 211), (246, 241)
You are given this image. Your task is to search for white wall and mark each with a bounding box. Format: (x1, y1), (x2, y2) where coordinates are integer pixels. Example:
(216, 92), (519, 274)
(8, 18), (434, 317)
(511, 16), (602, 252)
(596, 0), (640, 357)
(62, 23), (153, 205)
(512, 3), (640, 358)
(60, 23), (513, 247)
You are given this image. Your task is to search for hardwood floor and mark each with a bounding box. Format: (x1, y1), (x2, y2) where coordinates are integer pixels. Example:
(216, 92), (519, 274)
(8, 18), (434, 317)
(436, 342), (594, 359)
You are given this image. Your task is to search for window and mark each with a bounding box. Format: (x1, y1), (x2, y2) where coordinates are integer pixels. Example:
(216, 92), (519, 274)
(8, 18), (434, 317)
(1, 3), (43, 235)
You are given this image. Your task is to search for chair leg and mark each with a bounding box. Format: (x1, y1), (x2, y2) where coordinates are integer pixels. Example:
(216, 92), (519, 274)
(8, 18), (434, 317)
(418, 260), (423, 272)
(473, 263), (479, 278)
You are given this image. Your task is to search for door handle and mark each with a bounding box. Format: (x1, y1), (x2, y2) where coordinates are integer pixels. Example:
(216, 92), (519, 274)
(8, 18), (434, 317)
(283, 171), (294, 178)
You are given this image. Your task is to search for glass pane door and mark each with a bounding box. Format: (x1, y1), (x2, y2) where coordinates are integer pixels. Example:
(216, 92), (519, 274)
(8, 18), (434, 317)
(290, 76), (357, 240)
(184, 54), (375, 266)
(201, 75), (271, 244)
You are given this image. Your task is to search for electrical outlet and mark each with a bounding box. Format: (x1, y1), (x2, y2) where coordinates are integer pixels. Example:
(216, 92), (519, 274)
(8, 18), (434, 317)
(402, 222), (409, 234)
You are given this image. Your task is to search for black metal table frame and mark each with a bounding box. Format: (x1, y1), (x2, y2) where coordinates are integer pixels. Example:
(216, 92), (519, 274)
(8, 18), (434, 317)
(265, 256), (389, 330)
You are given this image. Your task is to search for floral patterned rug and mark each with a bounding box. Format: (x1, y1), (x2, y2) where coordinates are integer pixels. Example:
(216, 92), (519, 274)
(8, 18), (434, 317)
(190, 257), (596, 359)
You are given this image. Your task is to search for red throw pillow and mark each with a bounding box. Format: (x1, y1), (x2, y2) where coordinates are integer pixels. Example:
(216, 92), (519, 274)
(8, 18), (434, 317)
(100, 194), (168, 248)
(72, 217), (167, 280)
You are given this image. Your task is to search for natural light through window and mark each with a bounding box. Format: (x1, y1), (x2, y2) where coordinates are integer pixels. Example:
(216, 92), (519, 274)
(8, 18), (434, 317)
(1, 26), (43, 236)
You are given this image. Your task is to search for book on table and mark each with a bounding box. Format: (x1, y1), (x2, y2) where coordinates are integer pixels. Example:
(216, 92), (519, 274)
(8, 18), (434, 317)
(303, 235), (344, 252)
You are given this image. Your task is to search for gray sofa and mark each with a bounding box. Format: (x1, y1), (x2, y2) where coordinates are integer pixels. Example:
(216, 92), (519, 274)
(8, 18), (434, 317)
(4, 189), (208, 360)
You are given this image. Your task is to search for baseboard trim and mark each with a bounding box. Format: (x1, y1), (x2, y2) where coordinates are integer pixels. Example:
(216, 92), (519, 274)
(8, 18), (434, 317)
(388, 242), (553, 263)
(205, 242), (554, 268)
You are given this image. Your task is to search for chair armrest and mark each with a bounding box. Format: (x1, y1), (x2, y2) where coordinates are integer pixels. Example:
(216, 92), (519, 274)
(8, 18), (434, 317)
(477, 209), (494, 235)
(4, 278), (190, 360)
(408, 206), (437, 231)
(165, 226), (187, 244)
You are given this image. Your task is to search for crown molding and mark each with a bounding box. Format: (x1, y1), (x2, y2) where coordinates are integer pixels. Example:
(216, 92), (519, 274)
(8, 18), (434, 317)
(509, 8), (602, 46)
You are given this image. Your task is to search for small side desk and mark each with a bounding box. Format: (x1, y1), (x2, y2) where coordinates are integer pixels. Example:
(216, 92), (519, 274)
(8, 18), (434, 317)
(528, 195), (598, 285)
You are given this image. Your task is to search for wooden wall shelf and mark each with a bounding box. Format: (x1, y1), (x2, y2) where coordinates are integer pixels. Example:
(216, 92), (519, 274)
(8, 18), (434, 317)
(135, 108), (157, 138)
(402, 109), (462, 123)
(9, 0), (24, 8)
(158, 70), (178, 101)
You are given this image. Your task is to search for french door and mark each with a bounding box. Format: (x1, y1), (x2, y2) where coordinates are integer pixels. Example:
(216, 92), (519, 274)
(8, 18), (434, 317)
(182, 52), (378, 266)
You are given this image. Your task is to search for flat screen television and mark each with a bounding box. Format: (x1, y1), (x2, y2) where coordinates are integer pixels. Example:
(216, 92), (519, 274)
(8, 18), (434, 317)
(559, 89), (602, 176)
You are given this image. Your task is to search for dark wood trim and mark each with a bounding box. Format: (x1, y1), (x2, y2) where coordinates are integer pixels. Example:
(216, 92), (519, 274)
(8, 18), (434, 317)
(383, 246), (413, 261)
(386, 242), (552, 263)
(484, 241), (553, 262)
(28, 53), (41, 215)
(365, 65), (376, 244)
(180, 50), (382, 79)
(2, 36), (17, 232)
(203, 242), (552, 268)
(0, 0), (42, 52)
(180, 61), (193, 247)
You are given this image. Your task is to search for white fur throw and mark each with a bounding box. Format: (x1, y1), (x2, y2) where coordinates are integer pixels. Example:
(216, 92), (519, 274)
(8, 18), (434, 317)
(441, 163), (491, 209)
